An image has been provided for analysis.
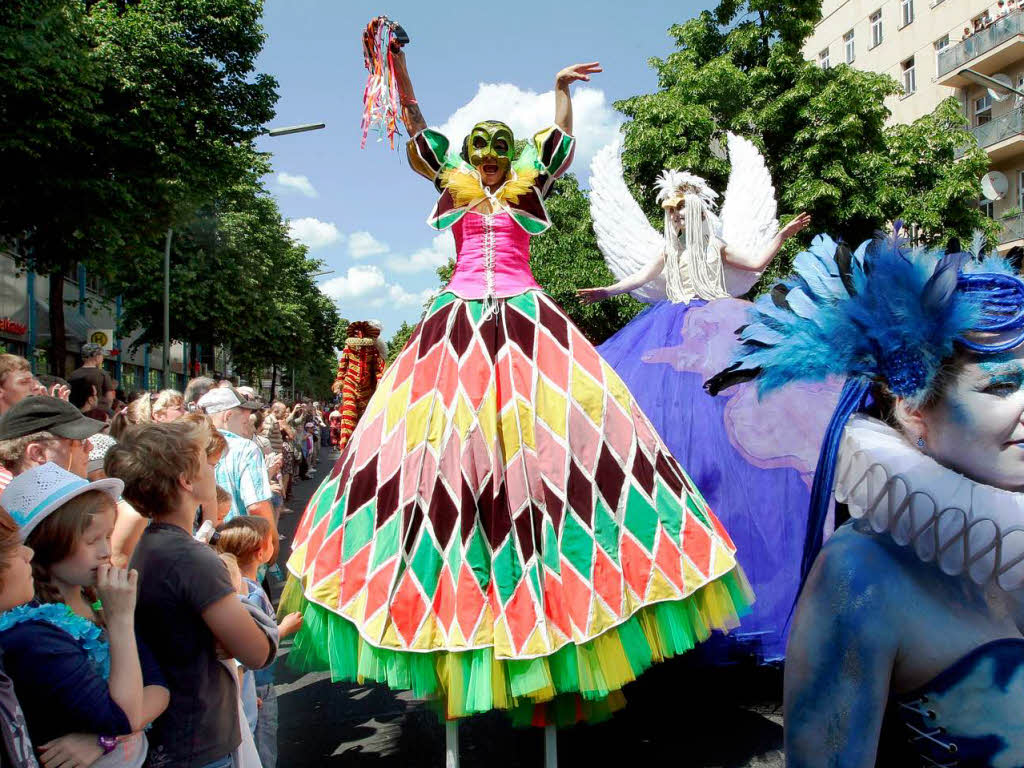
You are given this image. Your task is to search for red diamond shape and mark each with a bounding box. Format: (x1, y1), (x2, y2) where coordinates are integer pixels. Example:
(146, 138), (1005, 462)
(510, 347), (534, 399)
(543, 570), (570, 638)
(459, 342), (490, 409)
(304, 515), (334, 575)
(709, 509), (735, 550)
(592, 547), (623, 615)
(559, 558), (592, 634)
(505, 578), (539, 653)
(365, 559), (398, 619)
(536, 331), (568, 390)
(393, 345), (416, 387)
(436, 350), (459, 408)
(683, 516), (711, 577)
(432, 565), (456, 633)
(310, 526), (342, 587)
(339, 542), (371, 607)
(390, 570), (427, 646)
(621, 534), (652, 599)
(411, 344), (443, 403)
(654, 529), (683, 592)
(571, 329), (603, 382)
(456, 563), (486, 640)
(495, 354), (514, 413)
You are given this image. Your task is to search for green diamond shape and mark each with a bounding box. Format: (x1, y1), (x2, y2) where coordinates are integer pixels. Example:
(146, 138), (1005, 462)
(561, 512), (594, 582)
(429, 291), (457, 315)
(492, 539), (524, 605)
(467, 300), (484, 325)
(464, 525), (491, 590)
(342, 502), (375, 561)
(624, 486), (658, 553)
(594, 497), (620, 564)
(542, 520), (560, 574)
(411, 534), (444, 598)
(446, 536), (461, 578)
(528, 563), (543, 604)
(656, 480), (683, 542)
(686, 495), (711, 529)
(311, 479), (339, 526)
(507, 292), (538, 320)
(371, 515), (400, 571)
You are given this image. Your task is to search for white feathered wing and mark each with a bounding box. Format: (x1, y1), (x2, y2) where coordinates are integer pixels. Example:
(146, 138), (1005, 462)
(719, 133), (779, 296)
(589, 138), (667, 302)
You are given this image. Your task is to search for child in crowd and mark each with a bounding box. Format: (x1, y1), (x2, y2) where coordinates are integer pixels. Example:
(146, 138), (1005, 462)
(0, 463), (168, 767)
(216, 515), (303, 768)
(104, 420), (278, 768)
(0, 506), (42, 767)
(216, 485), (232, 526)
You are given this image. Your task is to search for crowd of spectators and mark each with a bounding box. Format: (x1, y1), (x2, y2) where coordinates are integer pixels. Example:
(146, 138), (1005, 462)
(963, 0), (1019, 39)
(0, 347), (333, 768)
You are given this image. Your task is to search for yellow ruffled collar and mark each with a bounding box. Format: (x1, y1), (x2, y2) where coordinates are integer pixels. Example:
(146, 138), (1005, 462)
(439, 166), (540, 209)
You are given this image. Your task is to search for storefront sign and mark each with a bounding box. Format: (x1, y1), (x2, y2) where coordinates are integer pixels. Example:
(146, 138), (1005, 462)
(0, 318), (27, 336)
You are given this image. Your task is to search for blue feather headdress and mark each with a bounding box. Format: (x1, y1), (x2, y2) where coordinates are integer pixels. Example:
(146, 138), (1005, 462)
(706, 233), (1024, 584)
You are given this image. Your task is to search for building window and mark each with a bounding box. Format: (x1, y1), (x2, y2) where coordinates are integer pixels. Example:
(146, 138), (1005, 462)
(981, 199), (995, 218)
(933, 35), (949, 72)
(900, 0), (914, 27)
(818, 48), (830, 69)
(148, 369), (162, 391)
(901, 57), (916, 95)
(870, 10), (883, 48)
(975, 94), (993, 125)
(844, 30), (855, 63)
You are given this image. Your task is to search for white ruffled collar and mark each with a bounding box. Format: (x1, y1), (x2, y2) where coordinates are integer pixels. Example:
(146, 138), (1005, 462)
(834, 415), (1024, 591)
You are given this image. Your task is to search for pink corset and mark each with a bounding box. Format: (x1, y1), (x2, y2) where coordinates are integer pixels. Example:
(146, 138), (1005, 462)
(446, 212), (542, 299)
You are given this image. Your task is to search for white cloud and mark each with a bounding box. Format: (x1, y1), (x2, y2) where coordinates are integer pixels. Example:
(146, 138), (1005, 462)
(437, 84), (623, 183)
(387, 233), (456, 274)
(320, 265), (433, 311)
(347, 231), (390, 260)
(288, 217), (341, 250)
(276, 172), (318, 198)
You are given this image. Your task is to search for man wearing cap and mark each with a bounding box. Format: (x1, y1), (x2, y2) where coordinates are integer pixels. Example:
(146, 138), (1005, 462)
(198, 387), (275, 534)
(0, 396), (106, 492)
(68, 343), (115, 412)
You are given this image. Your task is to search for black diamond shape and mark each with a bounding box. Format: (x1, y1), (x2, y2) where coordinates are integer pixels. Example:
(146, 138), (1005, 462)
(428, 477), (459, 547)
(632, 448), (655, 497)
(505, 307), (535, 358)
(375, 471), (401, 528)
(596, 445), (625, 509)
(538, 298), (568, 349)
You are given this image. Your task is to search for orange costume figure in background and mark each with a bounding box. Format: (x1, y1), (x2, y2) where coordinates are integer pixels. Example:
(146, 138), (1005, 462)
(331, 320), (387, 451)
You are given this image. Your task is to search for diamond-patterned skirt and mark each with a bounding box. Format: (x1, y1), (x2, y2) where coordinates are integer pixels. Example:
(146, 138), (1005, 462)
(284, 290), (752, 722)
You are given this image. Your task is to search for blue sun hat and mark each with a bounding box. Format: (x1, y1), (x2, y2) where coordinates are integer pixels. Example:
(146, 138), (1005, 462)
(1, 462), (123, 541)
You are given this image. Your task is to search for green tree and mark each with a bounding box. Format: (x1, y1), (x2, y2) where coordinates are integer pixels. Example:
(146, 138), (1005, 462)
(386, 322), (415, 363)
(615, 2), (992, 287)
(333, 318), (351, 348)
(0, 0), (278, 374)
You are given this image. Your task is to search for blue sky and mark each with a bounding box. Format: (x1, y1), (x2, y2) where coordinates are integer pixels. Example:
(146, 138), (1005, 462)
(254, 0), (713, 337)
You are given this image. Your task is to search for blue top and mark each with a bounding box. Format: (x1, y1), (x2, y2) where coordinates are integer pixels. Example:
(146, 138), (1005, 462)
(884, 637), (1024, 767)
(0, 603), (165, 746)
(241, 578), (276, 687)
(214, 430), (271, 520)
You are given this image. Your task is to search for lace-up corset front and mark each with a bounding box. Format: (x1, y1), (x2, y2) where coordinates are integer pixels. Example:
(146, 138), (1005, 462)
(446, 212), (541, 300)
(884, 638), (1024, 767)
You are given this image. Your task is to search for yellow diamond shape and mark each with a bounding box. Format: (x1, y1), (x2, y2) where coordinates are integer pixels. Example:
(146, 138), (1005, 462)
(536, 377), (567, 438)
(571, 363), (604, 426)
(603, 362), (633, 413)
(387, 378), (412, 432)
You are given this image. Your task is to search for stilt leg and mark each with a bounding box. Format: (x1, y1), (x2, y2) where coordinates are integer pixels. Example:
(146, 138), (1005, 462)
(544, 725), (557, 768)
(445, 720), (459, 768)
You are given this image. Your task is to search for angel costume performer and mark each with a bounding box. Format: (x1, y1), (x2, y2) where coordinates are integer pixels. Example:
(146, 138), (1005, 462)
(281, 51), (750, 725)
(581, 137), (837, 662)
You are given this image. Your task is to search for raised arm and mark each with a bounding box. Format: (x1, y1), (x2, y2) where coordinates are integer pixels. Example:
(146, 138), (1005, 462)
(577, 253), (666, 304)
(554, 63), (602, 135)
(392, 48), (426, 137)
(722, 212), (811, 272)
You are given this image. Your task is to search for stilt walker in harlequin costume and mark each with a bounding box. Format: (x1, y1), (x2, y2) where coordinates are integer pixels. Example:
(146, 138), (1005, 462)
(332, 320), (388, 453)
(281, 19), (752, 761)
(577, 141), (839, 663)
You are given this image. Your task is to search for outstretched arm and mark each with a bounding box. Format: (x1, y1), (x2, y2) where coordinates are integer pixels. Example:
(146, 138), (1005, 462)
(722, 212), (811, 272)
(577, 253), (665, 304)
(554, 62), (602, 135)
(392, 48), (426, 137)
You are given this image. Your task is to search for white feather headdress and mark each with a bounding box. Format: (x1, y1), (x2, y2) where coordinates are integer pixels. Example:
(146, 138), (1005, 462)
(655, 170), (718, 210)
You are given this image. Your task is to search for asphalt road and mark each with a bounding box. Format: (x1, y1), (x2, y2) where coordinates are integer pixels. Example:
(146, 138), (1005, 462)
(272, 447), (785, 768)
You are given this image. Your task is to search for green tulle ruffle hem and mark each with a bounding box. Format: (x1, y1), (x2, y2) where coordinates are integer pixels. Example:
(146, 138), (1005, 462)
(279, 567), (753, 726)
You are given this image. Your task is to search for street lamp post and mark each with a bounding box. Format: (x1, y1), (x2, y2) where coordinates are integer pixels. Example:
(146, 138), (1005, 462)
(163, 228), (171, 386)
(267, 123), (326, 137)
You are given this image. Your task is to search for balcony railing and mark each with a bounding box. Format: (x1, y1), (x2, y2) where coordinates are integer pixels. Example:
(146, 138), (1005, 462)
(971, 108), (1024, 151)
(1000, 213), (1024, 244)
(938, 12), (1024, 78)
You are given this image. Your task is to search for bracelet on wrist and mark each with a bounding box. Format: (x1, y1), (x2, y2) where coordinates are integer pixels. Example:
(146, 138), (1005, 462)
(98, 736), (117, 754)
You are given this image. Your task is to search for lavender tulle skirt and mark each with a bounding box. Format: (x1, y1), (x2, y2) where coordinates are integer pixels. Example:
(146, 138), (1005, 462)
(598, 299), (842, 663)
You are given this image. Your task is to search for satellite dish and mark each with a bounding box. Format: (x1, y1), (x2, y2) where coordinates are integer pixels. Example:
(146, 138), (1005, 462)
(982, 171), (1009, 201)
(988, 73), (1014, 102)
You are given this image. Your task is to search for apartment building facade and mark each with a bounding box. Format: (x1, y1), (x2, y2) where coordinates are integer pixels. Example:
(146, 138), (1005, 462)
(804, 0), (1024, 250)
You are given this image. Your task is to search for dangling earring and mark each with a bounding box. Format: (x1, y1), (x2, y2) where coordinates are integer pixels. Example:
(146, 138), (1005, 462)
(916, 436), (926, 449)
